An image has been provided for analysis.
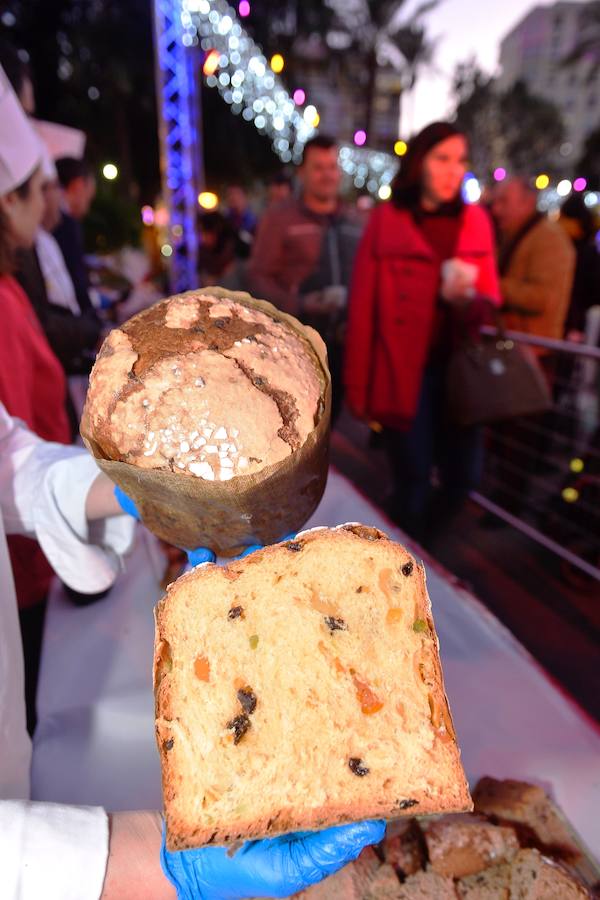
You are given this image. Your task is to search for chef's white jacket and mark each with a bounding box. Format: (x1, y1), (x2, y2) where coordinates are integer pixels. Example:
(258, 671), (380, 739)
(0, 402), (135, 898)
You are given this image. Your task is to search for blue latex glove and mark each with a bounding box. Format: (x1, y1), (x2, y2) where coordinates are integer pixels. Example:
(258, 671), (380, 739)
(161, 820), (386, 900)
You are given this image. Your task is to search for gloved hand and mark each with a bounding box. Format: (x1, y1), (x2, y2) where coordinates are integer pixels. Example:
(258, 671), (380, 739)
(161, 819), (386, 900)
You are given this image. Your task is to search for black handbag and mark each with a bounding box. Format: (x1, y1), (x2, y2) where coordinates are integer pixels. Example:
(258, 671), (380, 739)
(446, 301), (552, 426)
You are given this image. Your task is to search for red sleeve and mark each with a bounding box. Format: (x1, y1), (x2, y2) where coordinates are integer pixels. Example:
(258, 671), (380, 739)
(343, 207), (380, 418)
(473, 206), (501, 306)
(0, 279), (36, 426)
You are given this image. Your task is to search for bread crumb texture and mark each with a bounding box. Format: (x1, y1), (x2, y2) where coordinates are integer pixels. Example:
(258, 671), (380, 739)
(154, 525), (471, 850)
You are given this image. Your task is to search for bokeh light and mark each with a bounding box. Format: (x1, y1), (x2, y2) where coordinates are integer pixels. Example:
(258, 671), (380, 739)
(102, 163), (118, 181)
(141, 205), (154, 226)
(270, 54), (284, 74)
(562, 487), (579, 503)
(463, 174), (481, 204)
(202, 49), (220, 76)
(354, 130), (367, 147)
(160, 244), (173, 258)
(557, 179), (572, 197)
(573, 177), (587, 192)
(198, 191), (219, 209)
(238, 0), (250, 16)
(535, 173), (550, 190)
(378, 184), (392, 200)
(394, 140), (408, 156)
(303, 105), (319, 127)
(493, 167), (506, 182)
(292, 88), (306, 105)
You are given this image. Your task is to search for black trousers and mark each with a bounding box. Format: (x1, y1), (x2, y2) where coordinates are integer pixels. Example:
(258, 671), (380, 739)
(18, 600), (47, 736)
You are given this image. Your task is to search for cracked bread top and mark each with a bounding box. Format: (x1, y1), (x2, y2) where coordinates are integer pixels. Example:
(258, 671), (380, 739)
(84, 291), (323, 481)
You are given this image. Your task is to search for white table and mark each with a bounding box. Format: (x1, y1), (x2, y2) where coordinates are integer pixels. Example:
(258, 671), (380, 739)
(31, 469), (600, 862)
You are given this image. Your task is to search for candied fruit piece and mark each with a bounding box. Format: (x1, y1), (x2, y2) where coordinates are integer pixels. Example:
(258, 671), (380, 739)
(352, 674), (384, 715)
(194, 655), (210, 681)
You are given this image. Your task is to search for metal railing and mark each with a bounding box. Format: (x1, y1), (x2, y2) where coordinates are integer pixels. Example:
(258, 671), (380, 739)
(471, 320), (600, 585)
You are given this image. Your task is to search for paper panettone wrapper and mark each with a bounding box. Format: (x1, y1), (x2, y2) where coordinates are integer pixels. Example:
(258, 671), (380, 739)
(80, 287), (331, 556)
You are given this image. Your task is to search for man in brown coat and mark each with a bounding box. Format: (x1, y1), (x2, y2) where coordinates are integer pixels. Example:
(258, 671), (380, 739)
(492, 177), (575, 344)
(487, 177), (576, 520)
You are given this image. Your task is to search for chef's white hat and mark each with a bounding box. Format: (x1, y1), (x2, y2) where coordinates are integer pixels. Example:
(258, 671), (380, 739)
(37, 135), (57, 182)
(0, 64), (41, 196)
(33, 119), (85, 161)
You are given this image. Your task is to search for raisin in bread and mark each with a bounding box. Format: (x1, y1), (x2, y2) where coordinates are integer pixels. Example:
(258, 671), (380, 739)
(154, 524), (471, 851)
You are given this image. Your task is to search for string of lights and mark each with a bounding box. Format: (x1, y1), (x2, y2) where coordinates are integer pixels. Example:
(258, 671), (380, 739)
(178, 0), (398, 194)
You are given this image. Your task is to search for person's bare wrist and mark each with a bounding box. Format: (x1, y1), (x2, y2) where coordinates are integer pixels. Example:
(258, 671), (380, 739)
(102, 811), (176, 900)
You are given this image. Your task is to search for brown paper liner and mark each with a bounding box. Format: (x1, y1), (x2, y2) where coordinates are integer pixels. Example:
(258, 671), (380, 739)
(81, 287), (331, 556)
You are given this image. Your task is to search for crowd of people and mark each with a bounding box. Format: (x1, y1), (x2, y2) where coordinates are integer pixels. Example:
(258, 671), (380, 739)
(201, 124), (595, 542)
(0, 26), (599, 899)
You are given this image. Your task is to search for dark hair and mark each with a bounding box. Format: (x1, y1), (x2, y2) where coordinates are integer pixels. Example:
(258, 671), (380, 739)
(269, 171), (291, 187)
(0, 38), (32, 100)
(0, 172), (33, 275)
(301, 135), (337, 165)
(560, 193), (596, 241)
(198, 210), (229, 233)
(391, 121), (467, 211)
(55, 157), (94, 189)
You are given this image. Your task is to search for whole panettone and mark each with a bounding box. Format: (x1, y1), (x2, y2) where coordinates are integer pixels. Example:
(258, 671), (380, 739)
(81, 287), (331, 554)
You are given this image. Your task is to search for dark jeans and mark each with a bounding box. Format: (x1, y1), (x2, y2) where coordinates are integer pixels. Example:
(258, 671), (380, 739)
(384, 365), (483, 543)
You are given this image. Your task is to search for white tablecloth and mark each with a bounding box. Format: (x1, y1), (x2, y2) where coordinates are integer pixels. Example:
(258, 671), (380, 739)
(31, 469), (600, 861)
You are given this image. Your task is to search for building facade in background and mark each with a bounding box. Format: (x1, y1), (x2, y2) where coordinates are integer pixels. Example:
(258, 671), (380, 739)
(499, 1), (600, 165)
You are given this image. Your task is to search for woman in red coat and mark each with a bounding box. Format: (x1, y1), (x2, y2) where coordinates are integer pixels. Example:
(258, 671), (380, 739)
(344, 122), (500, 542)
